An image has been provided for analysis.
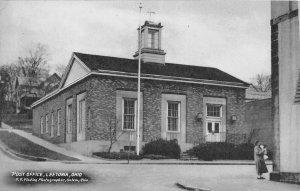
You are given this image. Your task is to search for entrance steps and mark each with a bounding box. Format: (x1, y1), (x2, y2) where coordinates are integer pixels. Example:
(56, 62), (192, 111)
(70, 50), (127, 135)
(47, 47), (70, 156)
(180, 152), (198, 160)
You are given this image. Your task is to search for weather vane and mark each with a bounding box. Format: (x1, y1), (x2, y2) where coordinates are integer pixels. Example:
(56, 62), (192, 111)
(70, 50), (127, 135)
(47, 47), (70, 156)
(147, 11), (155, 21)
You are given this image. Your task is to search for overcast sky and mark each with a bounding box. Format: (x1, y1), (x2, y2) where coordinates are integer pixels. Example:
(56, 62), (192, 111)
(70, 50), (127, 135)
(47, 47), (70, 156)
(0, 0), (271, 82)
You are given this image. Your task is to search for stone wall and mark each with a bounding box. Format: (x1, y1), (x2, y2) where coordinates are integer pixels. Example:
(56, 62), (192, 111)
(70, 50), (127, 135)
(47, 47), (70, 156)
(244, 99), (273, 150)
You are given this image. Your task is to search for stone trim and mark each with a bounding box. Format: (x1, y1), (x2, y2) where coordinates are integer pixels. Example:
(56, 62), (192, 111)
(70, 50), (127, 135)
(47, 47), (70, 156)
(161, 94), (186, 143)
(116, 90), (143, 142)
(94, 70), (247, 88)
(76, 91), (86, 141)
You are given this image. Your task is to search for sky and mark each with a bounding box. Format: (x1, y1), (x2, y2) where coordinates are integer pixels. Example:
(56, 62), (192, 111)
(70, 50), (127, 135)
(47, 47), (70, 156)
(0, 0), (271, 82)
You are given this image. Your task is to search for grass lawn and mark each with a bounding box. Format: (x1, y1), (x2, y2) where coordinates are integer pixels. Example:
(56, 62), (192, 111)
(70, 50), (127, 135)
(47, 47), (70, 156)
(0, 131), (79, 161)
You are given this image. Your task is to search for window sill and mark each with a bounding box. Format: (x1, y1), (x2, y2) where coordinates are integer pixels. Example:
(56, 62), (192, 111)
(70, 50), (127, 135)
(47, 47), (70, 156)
(166, 131), (180, 134)
(122, 129), (136, 132)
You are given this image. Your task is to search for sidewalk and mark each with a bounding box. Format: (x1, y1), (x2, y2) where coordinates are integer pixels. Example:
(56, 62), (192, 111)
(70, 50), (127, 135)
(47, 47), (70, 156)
(0, 127), (104, 163)
(66, 157), (273, 165)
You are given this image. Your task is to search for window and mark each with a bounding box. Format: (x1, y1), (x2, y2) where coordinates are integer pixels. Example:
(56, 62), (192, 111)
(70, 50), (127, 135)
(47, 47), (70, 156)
(207, 122), (220, 133)
(123, 99), (136, 130)
(147, 29), (159, 49)
(50, 112), (54, 137)
(57, 109), (61, 136)
(40, 117), (44, 134)
(206, 121), (222, 142)
(66, 104), (72, 133)
(45, 114), (49, 133)
(167, 102), (180, 132)
(207, 104), (221, 117)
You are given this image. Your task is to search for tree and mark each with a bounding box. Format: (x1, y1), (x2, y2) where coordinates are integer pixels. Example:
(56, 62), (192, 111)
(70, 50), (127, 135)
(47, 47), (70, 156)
(1, 43), (51, 113)
(104, 113), (124, 153)
(17, 43), (49, 78)
(54, 64), (66, 78)
(0, 64), (21, 101)
(0, 69), (10, 123)
(250, 73), (271, 92)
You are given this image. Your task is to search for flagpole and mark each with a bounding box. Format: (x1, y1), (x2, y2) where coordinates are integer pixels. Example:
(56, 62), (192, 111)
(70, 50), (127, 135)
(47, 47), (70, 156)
(136, 2), (142, 156)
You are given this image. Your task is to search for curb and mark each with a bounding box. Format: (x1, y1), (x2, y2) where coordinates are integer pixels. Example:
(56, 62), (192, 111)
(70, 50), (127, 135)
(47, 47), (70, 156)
(60, 160), (272, 165)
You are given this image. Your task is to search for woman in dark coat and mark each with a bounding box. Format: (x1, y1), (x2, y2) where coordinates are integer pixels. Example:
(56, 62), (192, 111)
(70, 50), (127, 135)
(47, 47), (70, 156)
(254, 141), (268, 179)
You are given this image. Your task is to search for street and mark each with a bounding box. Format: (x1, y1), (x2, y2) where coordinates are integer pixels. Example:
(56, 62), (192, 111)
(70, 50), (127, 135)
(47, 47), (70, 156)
(0, 150), (299, 191)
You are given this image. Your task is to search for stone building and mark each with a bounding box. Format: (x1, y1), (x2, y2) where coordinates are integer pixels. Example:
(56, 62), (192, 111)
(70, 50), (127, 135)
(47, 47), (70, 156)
(31, 21), (249, 155)
(270, 1), (300, 184)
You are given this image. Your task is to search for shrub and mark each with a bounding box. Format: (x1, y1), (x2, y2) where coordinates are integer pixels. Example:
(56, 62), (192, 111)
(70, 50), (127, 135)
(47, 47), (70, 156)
(142, 139), (181, 159)
(266, 149), (273, 160)
(143, 154), (170, 160)
(188, 142), (257, 160)
(188, 142), (235, 161)
(93, 152), (143, 160)
(233, 143), (254, 160)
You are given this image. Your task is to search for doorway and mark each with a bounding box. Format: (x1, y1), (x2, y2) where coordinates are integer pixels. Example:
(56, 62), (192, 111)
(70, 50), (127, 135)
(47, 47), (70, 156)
(206, 121), (221, 142)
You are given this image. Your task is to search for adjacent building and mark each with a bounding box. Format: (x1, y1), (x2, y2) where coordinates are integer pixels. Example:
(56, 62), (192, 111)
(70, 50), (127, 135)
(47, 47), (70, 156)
(270, 1), (300, 184)
(31, 21), (249, 155)
(15, 73), (61, 113)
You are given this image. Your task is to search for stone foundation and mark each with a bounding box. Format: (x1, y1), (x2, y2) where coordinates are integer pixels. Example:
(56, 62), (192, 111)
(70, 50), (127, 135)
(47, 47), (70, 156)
(270, 171), (300, 184)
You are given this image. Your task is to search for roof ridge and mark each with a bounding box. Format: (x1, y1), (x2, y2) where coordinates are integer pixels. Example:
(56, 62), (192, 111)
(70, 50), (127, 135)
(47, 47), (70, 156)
(74, 52), (135, 61)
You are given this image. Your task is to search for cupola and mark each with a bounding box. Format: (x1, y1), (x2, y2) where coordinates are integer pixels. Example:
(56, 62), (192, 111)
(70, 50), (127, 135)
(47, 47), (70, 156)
(133, 21), (166, 64)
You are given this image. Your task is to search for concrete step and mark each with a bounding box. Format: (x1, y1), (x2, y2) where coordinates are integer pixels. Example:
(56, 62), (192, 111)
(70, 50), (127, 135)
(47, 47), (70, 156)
(180, 152), (198, 160)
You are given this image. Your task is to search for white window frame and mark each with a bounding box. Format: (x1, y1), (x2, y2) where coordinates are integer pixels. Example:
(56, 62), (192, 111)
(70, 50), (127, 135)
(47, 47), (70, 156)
(50, 112), (54, 137)
(45, 114), (49, 133)
(122, 98), (137, 131)
(40, 116), (44, 134)
(206, 104), (222, 118)
(166, 101), (181, 133)
(57, 109), (61, 136)
(206, 120), (222, 134)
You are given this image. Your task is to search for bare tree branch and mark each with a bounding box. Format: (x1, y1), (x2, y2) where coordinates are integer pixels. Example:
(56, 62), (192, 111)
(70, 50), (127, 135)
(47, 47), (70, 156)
(250, 73), (271, 92)
(17, 43), (49, 78)
(104, 113), (124, 153)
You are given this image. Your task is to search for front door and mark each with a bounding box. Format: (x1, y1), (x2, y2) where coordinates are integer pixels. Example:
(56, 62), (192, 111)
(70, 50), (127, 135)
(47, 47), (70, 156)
(66, 102), (72, 143)
(206, 121), (221, 142)
(76, 92), (86, 141)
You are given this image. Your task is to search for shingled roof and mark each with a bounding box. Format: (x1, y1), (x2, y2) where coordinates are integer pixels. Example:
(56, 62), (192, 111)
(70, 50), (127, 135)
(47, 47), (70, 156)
(74, 52), (248, 86)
